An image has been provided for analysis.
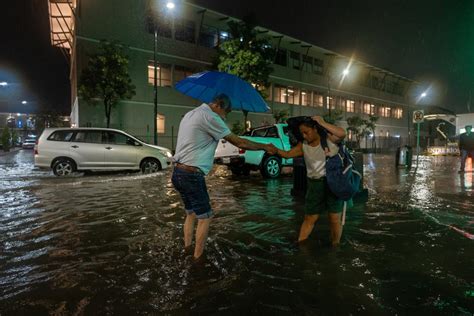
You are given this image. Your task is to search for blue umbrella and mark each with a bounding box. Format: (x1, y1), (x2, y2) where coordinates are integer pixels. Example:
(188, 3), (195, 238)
(175, 71), (270, 113)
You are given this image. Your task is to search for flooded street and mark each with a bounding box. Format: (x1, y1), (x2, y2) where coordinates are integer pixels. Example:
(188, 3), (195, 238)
(1, 150), (473, 314)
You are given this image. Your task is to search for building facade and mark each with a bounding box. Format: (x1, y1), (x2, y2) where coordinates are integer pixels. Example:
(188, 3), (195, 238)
(49, 0), (424, 151)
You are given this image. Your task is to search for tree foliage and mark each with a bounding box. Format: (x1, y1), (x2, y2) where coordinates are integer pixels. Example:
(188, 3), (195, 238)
(217, 16), (274, 98)
(1, 127), (11, 152)
(346, 116), (369, 148)
(79, 41), (136, 128)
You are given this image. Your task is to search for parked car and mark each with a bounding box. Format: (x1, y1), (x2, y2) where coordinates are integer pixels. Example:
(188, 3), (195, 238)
(214, 124), (293, 178)
(22, 138), (36, 149)
(35, 128), (172, 176)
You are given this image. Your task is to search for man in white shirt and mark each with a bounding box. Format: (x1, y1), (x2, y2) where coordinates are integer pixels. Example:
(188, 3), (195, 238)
(172, 94), (276, 259)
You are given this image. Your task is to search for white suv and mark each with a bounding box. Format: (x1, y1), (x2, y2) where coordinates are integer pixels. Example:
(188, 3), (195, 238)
(35, 128), (172, 176)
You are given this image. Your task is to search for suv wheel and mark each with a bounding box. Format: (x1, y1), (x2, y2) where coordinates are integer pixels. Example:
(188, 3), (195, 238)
(141, 158), (161, 174)
(52, 158), (76, 177)
(260, 156), (281, 178)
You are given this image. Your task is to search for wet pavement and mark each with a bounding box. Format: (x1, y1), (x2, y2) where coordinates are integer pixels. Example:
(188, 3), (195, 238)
(0, 150), (473, 314)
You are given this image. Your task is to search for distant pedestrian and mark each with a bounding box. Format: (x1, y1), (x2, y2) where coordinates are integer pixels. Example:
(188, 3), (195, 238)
(459, 124), (474, 172)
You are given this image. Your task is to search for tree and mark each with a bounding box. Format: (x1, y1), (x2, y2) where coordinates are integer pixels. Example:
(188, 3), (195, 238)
(10, 129), (18, 147)
(346, 116), (369, 148)
(1, 127), (11, 152)
(216, 16), (274, 128)
(366, 115), (379, 149)
(79, 41), (136, 128)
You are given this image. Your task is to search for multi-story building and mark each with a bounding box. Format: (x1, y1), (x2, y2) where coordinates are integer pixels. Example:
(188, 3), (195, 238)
(48, 0), (424, 151)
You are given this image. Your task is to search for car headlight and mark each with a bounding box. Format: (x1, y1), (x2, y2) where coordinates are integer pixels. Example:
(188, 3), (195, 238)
(160, 150), (173, 158)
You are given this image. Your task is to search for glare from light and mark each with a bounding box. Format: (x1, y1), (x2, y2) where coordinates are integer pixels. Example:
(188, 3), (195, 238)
(166, 2), (175, 10)
(421, 92), (427, 98)
(0, 81), (7, 86)
(22, 100), (27, 104)
(342, 68), (349, 76)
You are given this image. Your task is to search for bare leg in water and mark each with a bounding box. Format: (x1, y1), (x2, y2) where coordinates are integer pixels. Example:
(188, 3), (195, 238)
(298, 214), (320, 242)
(194, 218), (211, 259)
(328, 212), (342, 246)
(184, 213), (196, 249)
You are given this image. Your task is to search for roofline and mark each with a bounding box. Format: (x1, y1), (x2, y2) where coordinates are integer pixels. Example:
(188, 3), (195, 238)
(185, 1), (416, 83)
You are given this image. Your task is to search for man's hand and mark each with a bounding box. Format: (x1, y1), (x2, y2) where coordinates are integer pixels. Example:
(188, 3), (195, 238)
(311, 115), (325, 126)
(265, 143), (278, 155)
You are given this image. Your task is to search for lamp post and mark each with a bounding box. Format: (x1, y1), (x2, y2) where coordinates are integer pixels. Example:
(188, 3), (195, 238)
(153, 1), (175, 145)
(407, 91), (427, 146)
(412, 92), (427, 166)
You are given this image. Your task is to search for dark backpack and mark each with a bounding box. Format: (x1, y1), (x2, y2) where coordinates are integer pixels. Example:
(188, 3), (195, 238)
(324, 142), (361, 201)
(286, 116), (361, 201)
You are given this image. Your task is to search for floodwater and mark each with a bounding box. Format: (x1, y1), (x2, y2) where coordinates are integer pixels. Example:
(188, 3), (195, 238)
(0, 150), (473, 314)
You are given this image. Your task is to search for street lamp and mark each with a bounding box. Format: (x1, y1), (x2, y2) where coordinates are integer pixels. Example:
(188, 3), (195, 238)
(21, 100), (27, 104)
(153, 1), (175, 145)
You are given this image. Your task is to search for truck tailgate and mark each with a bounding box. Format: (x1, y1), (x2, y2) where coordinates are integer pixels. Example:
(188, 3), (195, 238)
(214, 139), (240, 158)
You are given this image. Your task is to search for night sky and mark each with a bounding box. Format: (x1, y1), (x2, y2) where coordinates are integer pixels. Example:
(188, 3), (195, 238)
(0, 0), (472, 114)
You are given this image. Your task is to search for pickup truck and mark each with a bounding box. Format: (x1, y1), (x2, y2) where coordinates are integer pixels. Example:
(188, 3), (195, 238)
(214, 123), (293, 178)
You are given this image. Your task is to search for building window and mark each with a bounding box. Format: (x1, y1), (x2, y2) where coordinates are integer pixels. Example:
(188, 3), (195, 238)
(346, 100), (355, 112)
(274, 85), (287, 103)
(302, 55), (312, 72)
(393, 107), (403, 119)
(174, 65), (194, 84)
(199, 24), (218, 48)
(175, 19), (196, 43)
(301, 90), (310, 106)
(148, 62), (172, 87)
(338, 97), (346, 111)
(326, 97), (335, 110)
(289, 51), (301, 70)
(379, 106), (391, 117)
(275, 49), (287, 67)
(157, 114), (165, 134)
(287, 87), (300, 105)
(313, 93), (324, 107)
(363, 102), (375, 115)
(314, 58), (324, 74)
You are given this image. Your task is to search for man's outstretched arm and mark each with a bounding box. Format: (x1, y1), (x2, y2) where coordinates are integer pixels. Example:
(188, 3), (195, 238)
(224, 133), (275, 152)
